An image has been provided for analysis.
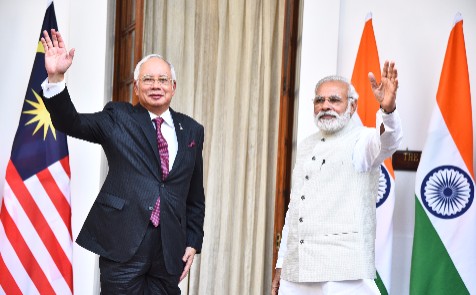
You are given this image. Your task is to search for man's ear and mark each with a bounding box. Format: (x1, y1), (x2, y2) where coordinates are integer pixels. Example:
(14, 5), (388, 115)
(350, 100), (357, 115)
(170, 80), (177, 96)
(133, 81), (139, 95)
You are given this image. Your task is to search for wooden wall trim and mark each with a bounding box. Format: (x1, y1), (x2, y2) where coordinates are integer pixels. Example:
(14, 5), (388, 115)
(132, 0), (144, 105)
(272, 0), (300, 278)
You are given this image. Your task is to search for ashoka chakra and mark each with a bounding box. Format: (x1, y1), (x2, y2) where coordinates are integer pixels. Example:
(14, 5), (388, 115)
(421, 165), (474, 219)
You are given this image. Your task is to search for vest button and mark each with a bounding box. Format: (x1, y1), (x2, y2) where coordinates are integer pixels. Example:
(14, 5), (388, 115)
(312, 156), (316, 161)
(305, 175), (309, 180)
(148, 206), (154, 210)
(301, 195), (305, 200)
(299, 217), (303, 222)
(300, 240), (304, 244)
(321, 138), (325, 142)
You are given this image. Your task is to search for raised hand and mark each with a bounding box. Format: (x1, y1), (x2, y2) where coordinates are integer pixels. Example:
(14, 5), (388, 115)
(41, 29), (75, 83)
(368, 60), (399, 113)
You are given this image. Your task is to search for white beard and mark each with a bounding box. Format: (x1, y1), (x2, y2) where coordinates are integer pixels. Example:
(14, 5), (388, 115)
(314, 103), (352, 134)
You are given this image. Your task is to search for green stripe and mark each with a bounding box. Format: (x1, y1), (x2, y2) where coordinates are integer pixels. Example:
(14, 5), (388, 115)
(375, 271), (388, 295)
(410, 197), (469, 295)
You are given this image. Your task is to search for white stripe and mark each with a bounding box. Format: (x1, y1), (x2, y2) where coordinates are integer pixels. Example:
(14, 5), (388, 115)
(375, 170), (394, 289)
(415, 108), (476, 291)
(24, 173), (73, 263)
(0, 221), (40, 295)
(415, 110), (469, 178)
(48, 161), (71, 206)
(3, 183), (72, 294)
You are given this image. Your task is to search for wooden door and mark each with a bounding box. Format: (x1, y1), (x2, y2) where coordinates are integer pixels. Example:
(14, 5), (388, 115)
(113, 0), (144, 104)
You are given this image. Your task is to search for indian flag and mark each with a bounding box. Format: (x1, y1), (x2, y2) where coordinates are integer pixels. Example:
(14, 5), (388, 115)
(351, 13), (394, 295)
(410, 13), (475, 294)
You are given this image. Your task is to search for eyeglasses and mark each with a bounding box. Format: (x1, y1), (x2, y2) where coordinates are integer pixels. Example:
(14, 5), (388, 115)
(140, 75), (173, 86)
(313, 95), (350, 106)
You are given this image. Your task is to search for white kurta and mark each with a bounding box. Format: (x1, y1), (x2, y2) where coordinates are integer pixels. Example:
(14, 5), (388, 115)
(277, 110), (402, 288)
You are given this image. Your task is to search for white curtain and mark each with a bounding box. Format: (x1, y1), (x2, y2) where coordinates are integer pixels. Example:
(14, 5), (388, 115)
(143, 1), (285, 294)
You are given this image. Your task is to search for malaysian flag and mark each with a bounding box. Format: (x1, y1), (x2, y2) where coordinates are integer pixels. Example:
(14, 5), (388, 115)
(0, 2), (73, 294)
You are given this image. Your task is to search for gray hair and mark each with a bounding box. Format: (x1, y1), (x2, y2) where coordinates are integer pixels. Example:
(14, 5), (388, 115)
(133, 54), (177, 82)
(315, 75), (359, 102)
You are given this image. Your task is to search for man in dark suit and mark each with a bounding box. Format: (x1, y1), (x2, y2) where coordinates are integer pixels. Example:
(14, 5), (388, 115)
(40, 29), (205, 294)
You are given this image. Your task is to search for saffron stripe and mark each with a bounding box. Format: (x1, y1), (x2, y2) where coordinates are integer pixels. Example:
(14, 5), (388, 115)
(436, 20), (473, 177)
(6, 162), (73, 292)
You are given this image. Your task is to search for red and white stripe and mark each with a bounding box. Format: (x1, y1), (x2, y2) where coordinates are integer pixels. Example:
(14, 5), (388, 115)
(0, 157), (73, 295)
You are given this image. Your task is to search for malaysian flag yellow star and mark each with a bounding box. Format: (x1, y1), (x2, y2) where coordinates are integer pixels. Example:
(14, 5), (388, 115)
(23, 89), (57, 140)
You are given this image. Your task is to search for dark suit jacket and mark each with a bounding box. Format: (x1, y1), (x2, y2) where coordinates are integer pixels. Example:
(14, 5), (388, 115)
(42, 88), (205, 275)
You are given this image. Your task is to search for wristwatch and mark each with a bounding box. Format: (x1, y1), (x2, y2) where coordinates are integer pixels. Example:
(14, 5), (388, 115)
(380, 105), (396, 114)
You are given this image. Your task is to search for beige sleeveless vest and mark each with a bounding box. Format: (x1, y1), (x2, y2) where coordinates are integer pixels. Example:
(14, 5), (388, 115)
(281, 122), (380, 282)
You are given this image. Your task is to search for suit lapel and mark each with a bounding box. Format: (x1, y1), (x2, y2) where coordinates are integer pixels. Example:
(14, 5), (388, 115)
(170, 108), (186, 176)
(132, 104), (162, 180)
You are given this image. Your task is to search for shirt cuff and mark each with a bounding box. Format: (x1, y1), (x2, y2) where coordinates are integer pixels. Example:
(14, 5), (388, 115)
(379, 108), (400, 133)
(41, 78), (66, 98)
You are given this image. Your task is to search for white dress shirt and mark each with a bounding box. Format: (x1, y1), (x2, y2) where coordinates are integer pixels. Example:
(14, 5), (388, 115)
(149, 110), (178, 171)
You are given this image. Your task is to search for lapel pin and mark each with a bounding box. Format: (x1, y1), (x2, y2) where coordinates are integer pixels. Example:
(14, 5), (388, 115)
(179, 122), (183, 130)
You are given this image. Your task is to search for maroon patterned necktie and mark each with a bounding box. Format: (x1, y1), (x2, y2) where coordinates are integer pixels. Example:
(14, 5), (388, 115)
(150, 117), (169, 227)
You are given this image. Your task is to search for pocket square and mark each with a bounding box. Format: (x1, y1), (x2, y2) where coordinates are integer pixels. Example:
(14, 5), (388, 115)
(188, 140), (196, 148)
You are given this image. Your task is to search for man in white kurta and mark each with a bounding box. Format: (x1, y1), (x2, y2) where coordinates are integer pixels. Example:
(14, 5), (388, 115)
(272, 61), (402, 295)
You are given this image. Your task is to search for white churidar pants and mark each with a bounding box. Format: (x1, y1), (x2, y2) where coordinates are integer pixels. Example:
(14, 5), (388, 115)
(278, 279), (380, 295)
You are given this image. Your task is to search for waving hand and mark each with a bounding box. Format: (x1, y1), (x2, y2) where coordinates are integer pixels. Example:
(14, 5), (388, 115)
(40, 29), (75, 83)
(368, 60), (399, 113)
